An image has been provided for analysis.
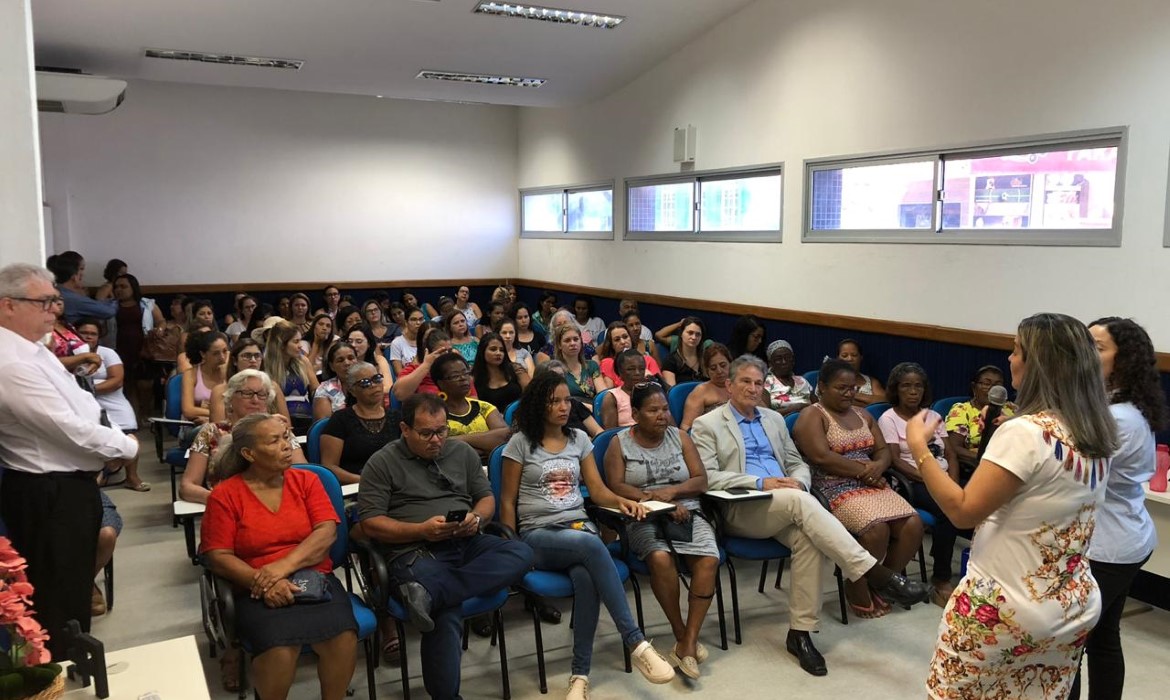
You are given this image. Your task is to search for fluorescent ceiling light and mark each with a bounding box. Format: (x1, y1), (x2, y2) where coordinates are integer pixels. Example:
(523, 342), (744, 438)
(416, 70), (546, 88)
(473, 2), (624, 29)
(144, 49), (304, 70)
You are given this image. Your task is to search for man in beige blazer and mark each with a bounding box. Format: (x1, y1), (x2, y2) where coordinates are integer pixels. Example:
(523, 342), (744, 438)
(692, 355), (927, 676)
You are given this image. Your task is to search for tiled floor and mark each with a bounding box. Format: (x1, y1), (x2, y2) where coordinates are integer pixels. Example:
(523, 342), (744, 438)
(94, 448), (1170, 699)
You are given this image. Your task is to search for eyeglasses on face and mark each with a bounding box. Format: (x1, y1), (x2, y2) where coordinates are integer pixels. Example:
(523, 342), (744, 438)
(237, 390), (270, 400)
(412, 425), (450, 441)
(441, 370), (470, 381)
(354, 374), (384, 389)
(238, 352), (262, 361)
(7, 296), (64, 311)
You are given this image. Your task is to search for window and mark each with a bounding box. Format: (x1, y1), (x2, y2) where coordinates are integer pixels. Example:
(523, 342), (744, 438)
(520, 183), (614, 239)
(804, 129), (1125, 246)
(625, 165), (783, 242)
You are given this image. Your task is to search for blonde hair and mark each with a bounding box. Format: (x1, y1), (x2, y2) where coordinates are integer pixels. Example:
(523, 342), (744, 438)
(1014, 313), (1117, 459)
(262, 321), (306, 390)
(553, 323), (584, 365)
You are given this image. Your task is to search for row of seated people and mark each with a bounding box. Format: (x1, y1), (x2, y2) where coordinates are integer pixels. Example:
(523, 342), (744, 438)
(192, 356), (942, 698)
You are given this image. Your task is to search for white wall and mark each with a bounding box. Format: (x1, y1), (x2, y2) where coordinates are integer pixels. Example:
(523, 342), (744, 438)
(0, 0), (45, 266)
(517, 0), (1170, 345)
(39, 79), (519, 286)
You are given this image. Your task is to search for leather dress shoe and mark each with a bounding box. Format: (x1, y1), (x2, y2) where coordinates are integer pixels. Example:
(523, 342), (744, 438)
(785, 631), (827, 676)
(398, 582), (435, 633)
(525, 597), (562, 624)
(872, 573), (930, 608)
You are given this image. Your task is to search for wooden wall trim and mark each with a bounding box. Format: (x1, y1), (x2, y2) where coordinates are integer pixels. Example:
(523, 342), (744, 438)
(141, 277), (1170, 371)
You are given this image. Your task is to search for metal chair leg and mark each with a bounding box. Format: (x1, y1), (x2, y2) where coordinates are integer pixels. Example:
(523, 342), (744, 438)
(531, 596), (548, 694)
(714, 568), (728, 651)
(396, 620), (410, 700)
(103, 558), (114, 611)
(834, 566), (848, 625)
(774, 558), (784, 590)
(757, 560), (769, 593)
(918, 543), (928, 583)
(495, 608), (510, 700)
(726, 559), (742, 645)
(629, 574), (645, 632)
(364, 636), (377, 699)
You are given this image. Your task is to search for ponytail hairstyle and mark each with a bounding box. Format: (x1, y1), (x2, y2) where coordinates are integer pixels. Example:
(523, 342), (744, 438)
(185, 329), (228, 366)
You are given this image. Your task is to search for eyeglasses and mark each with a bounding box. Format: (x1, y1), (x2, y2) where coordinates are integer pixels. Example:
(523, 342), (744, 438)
(441, 370), (470, 381)
(413, 425), (449, 441)
(975, 380), (1003, 388)
(237, 390), (270, 400)
(354, 374), (384, 389)
(6, 296), (64, 311)
(238, 352), (262, 361)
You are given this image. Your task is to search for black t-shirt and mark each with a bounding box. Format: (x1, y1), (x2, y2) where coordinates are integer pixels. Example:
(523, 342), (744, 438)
(516, 330), (546, 357)
(322, 407), (402, 474)
(475, 378), (523, 414)
(567, 398), (593, 435)
(663, 351), (705, 384)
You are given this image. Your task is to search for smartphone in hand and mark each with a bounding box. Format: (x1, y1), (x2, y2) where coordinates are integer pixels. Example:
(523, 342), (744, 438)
(445, 509), (468, 523)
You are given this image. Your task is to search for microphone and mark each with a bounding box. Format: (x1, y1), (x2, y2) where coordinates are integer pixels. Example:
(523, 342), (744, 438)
(974, 385), (1009, 465)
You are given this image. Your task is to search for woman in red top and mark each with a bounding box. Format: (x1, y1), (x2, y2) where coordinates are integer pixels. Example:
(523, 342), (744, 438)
(200, 414), (357, 700)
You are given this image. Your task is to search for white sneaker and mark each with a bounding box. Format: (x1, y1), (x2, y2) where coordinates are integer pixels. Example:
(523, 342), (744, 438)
(631, 641), (676, 684)
(566, 675), (589, 700)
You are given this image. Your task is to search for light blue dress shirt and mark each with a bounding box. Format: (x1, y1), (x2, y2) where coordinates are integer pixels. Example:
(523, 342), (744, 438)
(1088, 401), (1158, 564)
(729, 403), (786, 489)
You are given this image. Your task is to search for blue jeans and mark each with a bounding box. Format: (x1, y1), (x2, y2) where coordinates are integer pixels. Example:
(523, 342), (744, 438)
(521, 526), (644, 676)
(388, 534), (533, 700)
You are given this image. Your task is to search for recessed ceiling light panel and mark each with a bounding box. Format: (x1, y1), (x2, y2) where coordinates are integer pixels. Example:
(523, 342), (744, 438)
(473, 2), (624, 29)
(144, 48), (304, 70)
(416, 70), (546, 88)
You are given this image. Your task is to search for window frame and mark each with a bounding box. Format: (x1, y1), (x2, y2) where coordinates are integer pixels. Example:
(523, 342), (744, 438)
(802, 127), (1127, 246)
(519, 181), (615, 240)
(623, 163), (784, 243)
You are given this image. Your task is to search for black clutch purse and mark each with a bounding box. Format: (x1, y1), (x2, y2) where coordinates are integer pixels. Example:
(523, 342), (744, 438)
(659, 516), (694, 544)
(289, 568), (332, 603)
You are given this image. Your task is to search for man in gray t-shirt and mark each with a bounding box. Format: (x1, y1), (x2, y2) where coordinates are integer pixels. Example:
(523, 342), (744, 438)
(356, 394), (532, 700)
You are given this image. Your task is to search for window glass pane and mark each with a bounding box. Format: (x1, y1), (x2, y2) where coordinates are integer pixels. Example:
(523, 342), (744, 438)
(522, 192), (563, 232)
(810, 161), (936, 230)
(699, 173), (782, 231)
(628, 182), (695, 232)
(942, 147), (1118, 229)
(567, 189), (613, 231)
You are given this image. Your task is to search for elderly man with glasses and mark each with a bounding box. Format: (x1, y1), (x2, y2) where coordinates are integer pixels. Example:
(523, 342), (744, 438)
(356, 393), (532, 700)
(0, 263), (140, 658)
(691, 354), (929, 677)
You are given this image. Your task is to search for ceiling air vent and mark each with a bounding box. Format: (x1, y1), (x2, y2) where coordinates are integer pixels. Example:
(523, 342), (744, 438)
(144, 49), (304, 70)
(416, 70), (545, 88)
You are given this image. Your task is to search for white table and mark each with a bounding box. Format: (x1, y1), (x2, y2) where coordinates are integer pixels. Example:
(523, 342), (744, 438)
(1143, 484), (1170, 578)
(63, 635), (209, 699)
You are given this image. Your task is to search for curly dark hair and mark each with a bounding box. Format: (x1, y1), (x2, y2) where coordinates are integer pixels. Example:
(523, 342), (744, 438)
(818, 358), (856, 388)
(1089, 317), (1169, 431)
(886, 361), (933, 409)
(514, 370), (572, 445)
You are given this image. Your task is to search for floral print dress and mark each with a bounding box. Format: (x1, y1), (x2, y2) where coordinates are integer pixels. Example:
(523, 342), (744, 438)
(928, 413), (1108, 699)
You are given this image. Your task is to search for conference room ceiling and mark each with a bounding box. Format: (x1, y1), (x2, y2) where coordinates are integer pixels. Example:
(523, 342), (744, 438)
(31, 0), (757, 107)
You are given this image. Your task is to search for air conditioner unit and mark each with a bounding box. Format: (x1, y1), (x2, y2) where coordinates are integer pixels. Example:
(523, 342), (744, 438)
(36, 72), (126, 115)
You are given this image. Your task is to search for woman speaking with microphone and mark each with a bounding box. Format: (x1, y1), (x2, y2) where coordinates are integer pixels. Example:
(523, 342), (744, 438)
(906, 313), (1117, 699)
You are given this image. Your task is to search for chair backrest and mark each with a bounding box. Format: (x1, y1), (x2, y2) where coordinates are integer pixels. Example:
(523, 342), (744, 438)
(165, 373), (184, 436)
(593, 388), (613, 416)
(487, 444), (507, 520)
(931, 396), (968, 418)
(293, 464), (347, 568)
(667, 382), (701, 424)
(865, 402), (892, 420)
(306, 418), (329, 463)
(503, 400), (520, 426)
(784, 411), (800, 435)
(656, 341), (671, 362)
(389, 391), (402, 411)
(802, 370), (820, 391)
(590, 428), (626, 484)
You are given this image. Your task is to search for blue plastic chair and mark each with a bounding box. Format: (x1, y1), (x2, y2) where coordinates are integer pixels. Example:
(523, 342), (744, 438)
(592, 428), (729, 650)
(865, 402), (892, 421)
(931, 396), (968, 419)
(488, 444), (634, 693)
(667, 381), (701, 425)
(802, 370), (820, 390)
(156, 373), (191, 520)
(784, 411), (800, 434)
(503, 400), (520, 426)
(306, 417), (329, 464)
(210, 465), (378, 699)
(593, 388), (612, 417)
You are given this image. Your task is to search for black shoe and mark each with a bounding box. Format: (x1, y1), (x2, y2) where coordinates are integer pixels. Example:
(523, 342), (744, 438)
(470, 613), (494, 638)
(525, 598), (562, 624)
(398, 582), (434, 633)
(872, 573), (930, 608)
(785, 631), (827, 676)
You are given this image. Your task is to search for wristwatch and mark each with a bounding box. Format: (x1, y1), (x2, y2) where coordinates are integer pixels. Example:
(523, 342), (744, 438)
(471, 513), (483, 531)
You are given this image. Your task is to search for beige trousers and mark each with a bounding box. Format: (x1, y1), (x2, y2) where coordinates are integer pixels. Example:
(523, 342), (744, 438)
(724, 488), (876, 631)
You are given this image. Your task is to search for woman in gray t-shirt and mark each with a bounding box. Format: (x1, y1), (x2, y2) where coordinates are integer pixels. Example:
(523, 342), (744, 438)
(500, 371), (676, 694)
(603, 382), (719, 680)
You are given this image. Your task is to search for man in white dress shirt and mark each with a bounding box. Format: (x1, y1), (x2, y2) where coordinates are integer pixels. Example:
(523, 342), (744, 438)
(0, 263), (139, 658)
